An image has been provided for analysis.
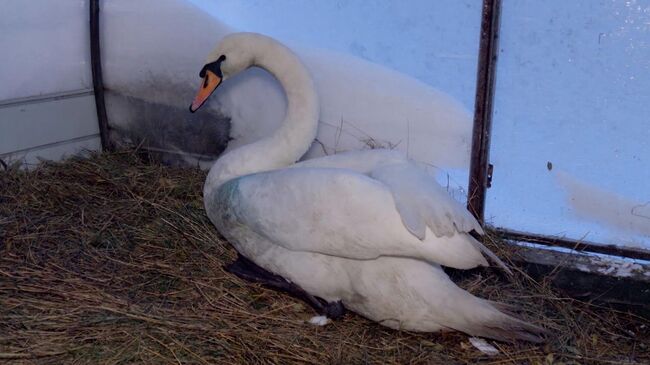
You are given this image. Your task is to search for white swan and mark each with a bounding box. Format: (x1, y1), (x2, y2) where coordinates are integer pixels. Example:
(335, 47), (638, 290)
(191, 32), (545, 342)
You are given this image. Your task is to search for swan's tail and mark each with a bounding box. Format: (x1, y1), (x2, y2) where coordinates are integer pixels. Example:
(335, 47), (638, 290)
(461, 304), (549, 343)
(429, 265), (547, 343)
(469, 236), (513, 275)
(354, 257), (546, 343)
(448, 295), (549, 343)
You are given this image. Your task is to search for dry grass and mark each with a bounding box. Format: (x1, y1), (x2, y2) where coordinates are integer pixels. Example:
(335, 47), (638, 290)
(0, 150), (648, 364)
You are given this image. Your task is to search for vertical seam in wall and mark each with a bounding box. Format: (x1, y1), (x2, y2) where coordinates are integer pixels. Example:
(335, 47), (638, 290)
(90, 0), (112, 151)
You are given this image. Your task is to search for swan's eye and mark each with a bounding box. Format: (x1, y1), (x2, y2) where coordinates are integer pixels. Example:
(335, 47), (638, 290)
(199, 55), (226, 78)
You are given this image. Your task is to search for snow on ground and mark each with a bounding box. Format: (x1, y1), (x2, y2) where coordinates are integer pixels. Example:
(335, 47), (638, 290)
(515, 241), (650, 279)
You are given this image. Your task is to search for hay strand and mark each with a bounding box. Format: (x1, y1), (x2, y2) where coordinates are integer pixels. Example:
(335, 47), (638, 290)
(1, 150), (648, 364)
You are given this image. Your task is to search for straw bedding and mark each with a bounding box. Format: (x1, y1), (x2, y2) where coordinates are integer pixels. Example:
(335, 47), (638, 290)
(1, 150), (648, 364)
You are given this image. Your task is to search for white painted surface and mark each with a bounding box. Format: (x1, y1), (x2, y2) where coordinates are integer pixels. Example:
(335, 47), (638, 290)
(0, 0), (92, 100)
(487, 0), (650, 249)
(0, 0), (100, 166)
(1, 135), (101, 167)
(0, 93), (99, 155)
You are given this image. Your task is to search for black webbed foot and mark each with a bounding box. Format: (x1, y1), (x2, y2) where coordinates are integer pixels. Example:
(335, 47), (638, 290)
(225, 254), (346, 319)
(322, 300), (345, 320)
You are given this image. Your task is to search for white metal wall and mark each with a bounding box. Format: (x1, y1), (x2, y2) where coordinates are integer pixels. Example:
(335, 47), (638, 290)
(0, 0), (100, 167)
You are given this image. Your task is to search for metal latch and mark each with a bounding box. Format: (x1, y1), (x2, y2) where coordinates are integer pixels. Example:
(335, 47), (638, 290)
(487, 163), (494, 188)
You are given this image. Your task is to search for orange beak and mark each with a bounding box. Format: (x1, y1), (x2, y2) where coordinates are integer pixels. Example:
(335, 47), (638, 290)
(189, 70), (222, 113)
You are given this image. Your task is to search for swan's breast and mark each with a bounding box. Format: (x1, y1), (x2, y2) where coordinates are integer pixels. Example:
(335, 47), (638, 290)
(205, 177), (245, 232)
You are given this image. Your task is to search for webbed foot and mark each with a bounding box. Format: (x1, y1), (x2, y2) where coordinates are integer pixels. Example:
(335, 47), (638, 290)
(225, 254), (346, 319)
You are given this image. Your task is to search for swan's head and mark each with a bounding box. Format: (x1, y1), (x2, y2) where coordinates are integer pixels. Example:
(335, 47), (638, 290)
(189, 33), (259, 113)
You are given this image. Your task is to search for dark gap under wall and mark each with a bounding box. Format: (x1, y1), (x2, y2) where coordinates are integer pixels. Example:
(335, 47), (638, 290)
(106, 92), (231, 166)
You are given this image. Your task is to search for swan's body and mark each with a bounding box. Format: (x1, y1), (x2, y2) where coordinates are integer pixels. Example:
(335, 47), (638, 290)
(194, 33), (544, 342)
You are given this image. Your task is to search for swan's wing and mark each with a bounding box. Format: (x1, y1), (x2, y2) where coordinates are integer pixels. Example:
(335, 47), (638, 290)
(295, 149), (484, 239)
(212, 167), (490, 269)
(369, 162), (483, 240)
(368, 162), (510, 273)
(291, 150), (509, 272)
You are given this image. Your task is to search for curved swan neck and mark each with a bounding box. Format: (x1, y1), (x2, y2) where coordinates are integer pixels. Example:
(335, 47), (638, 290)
(205, 35), (319, 193)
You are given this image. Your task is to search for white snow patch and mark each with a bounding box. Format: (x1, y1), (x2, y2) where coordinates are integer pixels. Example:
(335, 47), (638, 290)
(294, 45), (472, 169)
(468, 337), (499, 356)
(308, 316), (331, 326)
(589, 257), (644, 278)
(100, 0), (472, 173)
(512, 241), (649, 278)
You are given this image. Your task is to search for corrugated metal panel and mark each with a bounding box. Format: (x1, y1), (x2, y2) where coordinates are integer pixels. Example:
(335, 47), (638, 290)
(0, 92), (99, 157)
(0, 91), (100, 165)
(1, 135), (101, 167)
(0, 0), (92, 101)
